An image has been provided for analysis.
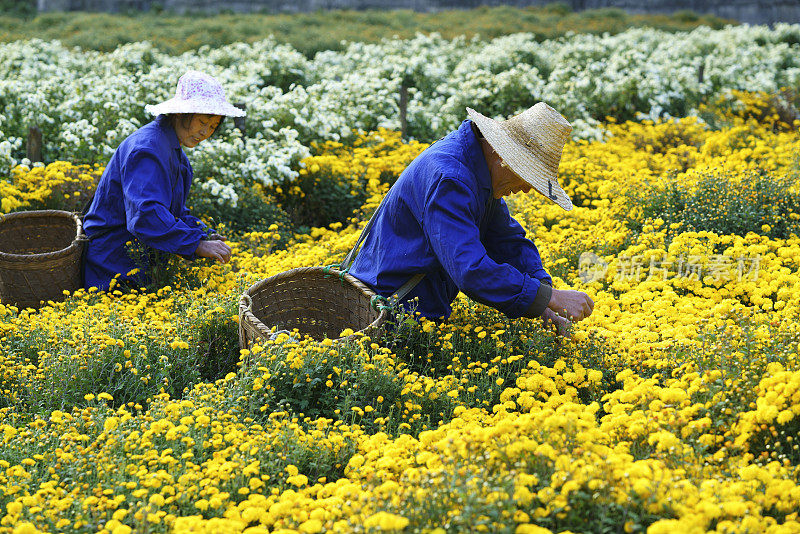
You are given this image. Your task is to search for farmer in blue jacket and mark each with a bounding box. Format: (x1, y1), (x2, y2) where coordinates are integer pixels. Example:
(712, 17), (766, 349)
(349, 103), (594, 337)
(83, 70), (244, 291)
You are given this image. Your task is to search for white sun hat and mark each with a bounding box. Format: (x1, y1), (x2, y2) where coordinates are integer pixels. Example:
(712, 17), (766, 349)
(467, 102), (573, 211)
(145, 70), (246, 118)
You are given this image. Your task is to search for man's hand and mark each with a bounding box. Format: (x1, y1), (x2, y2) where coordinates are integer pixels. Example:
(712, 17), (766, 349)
(542, 308), (572, 339)
(548, 288), (594, 321)
(196, 239), (232, 264)
(207, 233), (227, 242)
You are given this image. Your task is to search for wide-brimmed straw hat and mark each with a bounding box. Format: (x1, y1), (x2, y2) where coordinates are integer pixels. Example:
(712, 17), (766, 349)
(145, 70), (246, 118)
(467, 103), (573, 211)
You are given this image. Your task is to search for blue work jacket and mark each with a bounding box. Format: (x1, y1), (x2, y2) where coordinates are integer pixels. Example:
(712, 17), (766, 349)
(83, 116), (209, 291)
(349, 120), (552, 320)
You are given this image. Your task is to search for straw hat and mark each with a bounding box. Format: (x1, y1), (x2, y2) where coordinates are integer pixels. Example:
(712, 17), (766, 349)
(467, 103), (573, 211)
(145, 70), (246, 118)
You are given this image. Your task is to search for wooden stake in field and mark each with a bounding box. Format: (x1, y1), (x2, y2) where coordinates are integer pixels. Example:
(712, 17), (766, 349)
(27, 125), (42, 162)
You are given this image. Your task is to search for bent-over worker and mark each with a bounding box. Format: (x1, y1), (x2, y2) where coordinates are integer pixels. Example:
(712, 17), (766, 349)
(349, 103), (594, 337)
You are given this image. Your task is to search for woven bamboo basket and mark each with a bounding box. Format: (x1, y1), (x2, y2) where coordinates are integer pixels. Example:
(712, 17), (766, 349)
(239, 266), (389, 348)
(0, 210), (85, 309)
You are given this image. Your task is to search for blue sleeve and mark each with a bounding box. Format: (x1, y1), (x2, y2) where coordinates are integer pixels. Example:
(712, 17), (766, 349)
(422, 177), (546, 319)
(485, 199), (552, 285)
(176, 161), (212, 235)
(121, 149), (207, 257)
(178, 206), (210, 236)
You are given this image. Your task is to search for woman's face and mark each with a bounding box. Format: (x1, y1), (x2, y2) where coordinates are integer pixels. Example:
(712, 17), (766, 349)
(175, 114), (222, 148)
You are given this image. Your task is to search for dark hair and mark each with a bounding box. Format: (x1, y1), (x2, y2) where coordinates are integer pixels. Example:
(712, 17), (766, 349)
(162, 113), (225, 140)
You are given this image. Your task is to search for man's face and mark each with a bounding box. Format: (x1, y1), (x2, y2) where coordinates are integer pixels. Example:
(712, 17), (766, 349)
(481, 140), (533, 199)
(176, 114), (222, 148)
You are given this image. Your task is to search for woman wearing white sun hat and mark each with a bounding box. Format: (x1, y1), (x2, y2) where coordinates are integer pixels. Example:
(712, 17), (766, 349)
(82, 70), (246, 291)
(348, 102), (594, 337)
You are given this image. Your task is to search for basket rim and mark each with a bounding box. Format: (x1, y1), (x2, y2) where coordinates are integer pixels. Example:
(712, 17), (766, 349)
(239, 266), (389, 343)
(0, 210), (85, 263)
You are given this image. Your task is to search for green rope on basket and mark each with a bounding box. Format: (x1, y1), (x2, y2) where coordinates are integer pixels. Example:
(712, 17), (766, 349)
(322, 264), (348, 285)
(371, 294), (392, 312)
(322, 264), (336, 279)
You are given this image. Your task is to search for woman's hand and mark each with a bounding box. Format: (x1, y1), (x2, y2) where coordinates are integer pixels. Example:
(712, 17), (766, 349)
(196, 239), (232, 263)
(548, 288), (594, 321)
(542, 308), (572, 339)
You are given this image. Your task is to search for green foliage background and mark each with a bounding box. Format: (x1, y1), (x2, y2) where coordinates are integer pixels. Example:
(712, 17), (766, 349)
(626, 170), (800, 241)
(0, 5), (731, 57)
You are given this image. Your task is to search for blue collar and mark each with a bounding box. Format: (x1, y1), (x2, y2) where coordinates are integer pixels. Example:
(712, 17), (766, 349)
(155, 115), (181, 151)
(459, 119), (492, 194)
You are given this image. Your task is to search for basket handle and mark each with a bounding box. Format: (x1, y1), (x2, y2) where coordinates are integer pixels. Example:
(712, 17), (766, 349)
(241, 293), (253, 313)
(340, 205), (381, 272)
(339, 192), (426, 306)
(390, 272), (425, 306)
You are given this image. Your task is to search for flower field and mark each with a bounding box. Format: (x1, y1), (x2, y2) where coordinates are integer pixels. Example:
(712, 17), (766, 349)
(2, 23), (800, 216)
(2, 17), (800, 533)
(1, 85), (800, 532)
